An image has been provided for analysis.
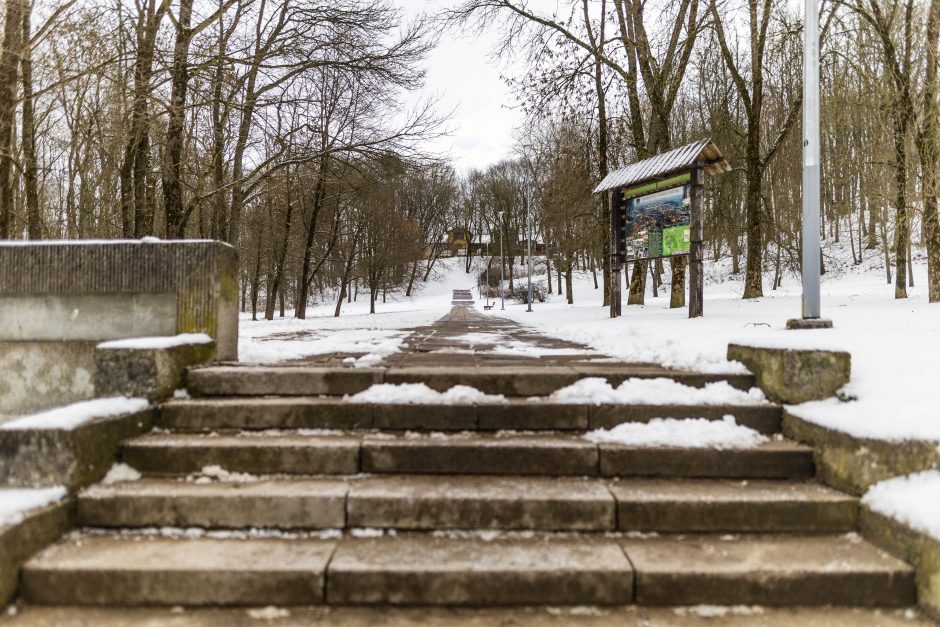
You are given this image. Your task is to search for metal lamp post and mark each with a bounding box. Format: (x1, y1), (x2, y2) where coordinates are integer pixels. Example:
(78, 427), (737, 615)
(789, 0), (831, 329)
(499, 212), (505, 311)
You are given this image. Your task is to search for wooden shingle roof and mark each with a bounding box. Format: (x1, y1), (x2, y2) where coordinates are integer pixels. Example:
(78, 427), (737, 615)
(593, 139), (731, 193)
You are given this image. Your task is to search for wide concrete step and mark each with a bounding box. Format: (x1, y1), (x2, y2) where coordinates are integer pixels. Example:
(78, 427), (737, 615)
(186, 365), (756, 397)
(21, 535), (335, 606)
(122, 432), (812, 479)
(77, 476), (855, 533)
(622, 534), (916, 607)
(159, 396), (782, 434)
(6, 606), (936, 627)
(21, 533), (915, 608)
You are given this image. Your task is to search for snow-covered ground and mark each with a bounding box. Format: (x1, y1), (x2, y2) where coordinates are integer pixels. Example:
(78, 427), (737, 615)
(492, 250), (940, 444)
(238, 250), (939, 445)
(237, 259), (474, 364)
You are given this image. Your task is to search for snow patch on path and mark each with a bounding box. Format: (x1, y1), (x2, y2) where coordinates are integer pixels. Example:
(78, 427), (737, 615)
(584, 416), (769, 449)
(0, 487), (67, 526)
(239, 328), (411, 365)
(345, 383), (507, 405)
(862, 471), (940, 540)
(546, 377), (766, 405)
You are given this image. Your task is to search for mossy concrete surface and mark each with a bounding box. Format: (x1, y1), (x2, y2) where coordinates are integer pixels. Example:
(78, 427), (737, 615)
(784, 411), (940, 620)
(94, 339), (216, 401)
(0, 409), (155, 489)
(727, 344), (850, 404)
(862, 507), (940, 622)
(0, 341), (97, 417)
(783, 412), (940, 496)
(0, 501), (73, 607)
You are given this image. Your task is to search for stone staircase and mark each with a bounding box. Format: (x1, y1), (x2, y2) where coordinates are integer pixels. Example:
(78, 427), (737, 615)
(10, 309), (923, 622)
(451, 288), (474, 307)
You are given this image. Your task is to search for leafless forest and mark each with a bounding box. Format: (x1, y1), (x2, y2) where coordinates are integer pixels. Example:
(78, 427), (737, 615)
(0, 0), (937, 316)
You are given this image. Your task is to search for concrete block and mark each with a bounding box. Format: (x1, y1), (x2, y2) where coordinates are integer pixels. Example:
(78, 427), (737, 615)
(599, 441), (815, 479)
(159, 398), (374, 431)
(121, 433), (361, 475)
(783, 412), (940, 495)
(861, 507), (940, 621)
(78, 479), (349, 530)
(0, 409), (155, 489)
(610, 479), (857, 533)
(0, 500), (73, 606)
(728, 343), (850, 403)
(0, 240), (239, 360)
(589, 403), (781, 434)
(623, 534), (915, 606)
(22, 535), (336, 606)
(94, 336), (216, 401)
(346, 475), (615, 531)
(0, 341), (96, 415)
(326, 536), (634, 605)
(360, 434), (598, 476)
(187, 367), (382, 396)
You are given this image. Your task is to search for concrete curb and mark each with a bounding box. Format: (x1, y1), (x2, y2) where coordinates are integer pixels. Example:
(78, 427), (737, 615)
(0, 500), (74, 606)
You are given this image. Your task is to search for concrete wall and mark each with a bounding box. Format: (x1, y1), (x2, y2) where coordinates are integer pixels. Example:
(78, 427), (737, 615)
(0, 240), (238, 416)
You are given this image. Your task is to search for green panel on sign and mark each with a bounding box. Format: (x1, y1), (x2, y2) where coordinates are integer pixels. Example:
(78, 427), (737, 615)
(662, 225), (690, 255)
(623, 173), (691, 199)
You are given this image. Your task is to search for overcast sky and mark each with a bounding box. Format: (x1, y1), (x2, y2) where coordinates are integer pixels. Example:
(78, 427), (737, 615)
(398, 0), (526, 173)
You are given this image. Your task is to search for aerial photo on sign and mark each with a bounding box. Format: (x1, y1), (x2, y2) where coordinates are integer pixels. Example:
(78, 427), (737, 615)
(624, 184), (691, 261)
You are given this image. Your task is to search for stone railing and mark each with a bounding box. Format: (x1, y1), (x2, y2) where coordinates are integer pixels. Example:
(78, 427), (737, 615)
(0, 240), (238, 416)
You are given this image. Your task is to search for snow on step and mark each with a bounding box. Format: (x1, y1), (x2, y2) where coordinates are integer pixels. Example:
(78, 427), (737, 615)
(547, 377), (767, 405)
(22, 535), (335, 606)
(158, 396), (782, 433)
(120, 431), (813, 479)
(584, 416), (769, 449)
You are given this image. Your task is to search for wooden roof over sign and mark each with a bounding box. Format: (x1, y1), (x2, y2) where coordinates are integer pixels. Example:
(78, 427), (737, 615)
(593, 139), (731, 194)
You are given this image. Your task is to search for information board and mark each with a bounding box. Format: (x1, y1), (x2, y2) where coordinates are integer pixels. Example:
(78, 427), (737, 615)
(623, 185), (691, 261)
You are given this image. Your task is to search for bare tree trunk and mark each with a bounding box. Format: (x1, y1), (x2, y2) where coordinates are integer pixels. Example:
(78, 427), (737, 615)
(296, 157), (328, 319)
(892, 112), (910, 298)
(163, 0), (194, 237)
(627, 260), (647, 305)
(670, 256), (686, 307)
(743, 145), (764, 298)
(0, 0), (25, 238)
(919, 0), (940, 301)
(20, 4), (39, 239)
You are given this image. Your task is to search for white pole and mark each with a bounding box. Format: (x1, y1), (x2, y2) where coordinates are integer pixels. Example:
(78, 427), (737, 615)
(802, 0), (821, 319)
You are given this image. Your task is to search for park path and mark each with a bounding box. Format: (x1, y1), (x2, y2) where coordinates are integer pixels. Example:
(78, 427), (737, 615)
(5, 289), (925, 625)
